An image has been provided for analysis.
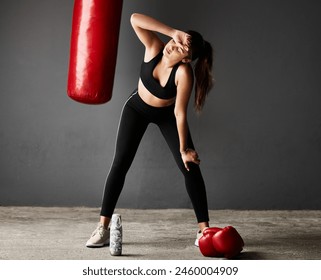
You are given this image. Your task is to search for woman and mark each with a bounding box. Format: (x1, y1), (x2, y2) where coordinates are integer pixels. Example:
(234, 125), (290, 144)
(86, 13), (214, 249)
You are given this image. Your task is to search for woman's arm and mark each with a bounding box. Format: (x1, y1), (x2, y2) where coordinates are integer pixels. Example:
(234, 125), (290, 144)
(130, 13), (164, 52)
(130, 13), (190, 59)
(174, 64), (200, 171)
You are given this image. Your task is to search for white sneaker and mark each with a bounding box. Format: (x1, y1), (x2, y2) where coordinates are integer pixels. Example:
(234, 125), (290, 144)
(194, 230), (202, 247)
(86, 223), (110, 248)
(194, 227), (209, 247)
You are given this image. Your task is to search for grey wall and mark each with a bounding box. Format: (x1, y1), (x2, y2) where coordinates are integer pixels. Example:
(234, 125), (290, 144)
(1, 0), (320, 210)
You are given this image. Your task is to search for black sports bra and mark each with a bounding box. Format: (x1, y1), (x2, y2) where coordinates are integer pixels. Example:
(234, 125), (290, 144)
(140, 50), (180, 99)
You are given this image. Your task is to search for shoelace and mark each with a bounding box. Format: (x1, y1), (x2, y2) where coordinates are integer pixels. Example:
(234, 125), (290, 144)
(92, 224), (105, 238)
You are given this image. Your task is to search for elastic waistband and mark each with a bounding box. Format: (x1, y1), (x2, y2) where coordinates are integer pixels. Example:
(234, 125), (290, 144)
(128, 89), (175, 112)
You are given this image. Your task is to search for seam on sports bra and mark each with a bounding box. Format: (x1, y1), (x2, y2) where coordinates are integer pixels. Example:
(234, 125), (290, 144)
(143, 50), (163, 64)
(153, 63), (179, 89)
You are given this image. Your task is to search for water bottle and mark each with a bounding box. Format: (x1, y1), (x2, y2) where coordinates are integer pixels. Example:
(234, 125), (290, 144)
(109, 214), (122, 256)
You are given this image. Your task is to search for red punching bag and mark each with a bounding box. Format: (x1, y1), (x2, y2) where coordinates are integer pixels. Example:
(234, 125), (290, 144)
(67, 0), (123, 104)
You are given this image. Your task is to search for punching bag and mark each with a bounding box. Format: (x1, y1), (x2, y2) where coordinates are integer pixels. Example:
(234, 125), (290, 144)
(67, 0), (123, 104)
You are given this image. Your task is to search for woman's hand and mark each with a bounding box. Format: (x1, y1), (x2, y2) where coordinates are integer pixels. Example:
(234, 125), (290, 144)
(172, 30), (191, 50)
(181, 148), (200, 171)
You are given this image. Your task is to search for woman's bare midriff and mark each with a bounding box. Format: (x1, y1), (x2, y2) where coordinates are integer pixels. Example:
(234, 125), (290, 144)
(138, 79), (176, 107)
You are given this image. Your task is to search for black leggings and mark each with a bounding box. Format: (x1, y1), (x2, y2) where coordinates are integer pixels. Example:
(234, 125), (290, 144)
(100, 90), (209, 223)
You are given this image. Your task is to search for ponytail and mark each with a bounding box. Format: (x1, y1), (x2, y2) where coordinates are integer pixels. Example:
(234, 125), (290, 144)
(187, 31), (215, 113)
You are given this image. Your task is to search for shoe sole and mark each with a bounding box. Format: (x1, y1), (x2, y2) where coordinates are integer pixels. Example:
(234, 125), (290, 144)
(86, 241), (109, 248)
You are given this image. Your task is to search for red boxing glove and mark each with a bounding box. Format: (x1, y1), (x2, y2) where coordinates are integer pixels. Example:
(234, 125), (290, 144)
(198, 227), (222, 257)
(212, 226), (244, 259)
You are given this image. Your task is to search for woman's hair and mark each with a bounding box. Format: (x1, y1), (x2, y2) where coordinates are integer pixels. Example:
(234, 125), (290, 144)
(186, 30), (215, 113)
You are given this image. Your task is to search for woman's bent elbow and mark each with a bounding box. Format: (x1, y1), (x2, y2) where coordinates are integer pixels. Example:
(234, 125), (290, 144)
(130, 13), (138, 25)
(174, 110), (186, 120)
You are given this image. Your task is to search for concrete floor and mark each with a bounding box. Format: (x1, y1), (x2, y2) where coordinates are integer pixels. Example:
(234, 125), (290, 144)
(0, 207), (320, 260)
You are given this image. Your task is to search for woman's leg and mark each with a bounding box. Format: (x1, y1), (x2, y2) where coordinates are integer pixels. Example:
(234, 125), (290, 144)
(157, 117), (210, 229)
(100, 97), (149, 223)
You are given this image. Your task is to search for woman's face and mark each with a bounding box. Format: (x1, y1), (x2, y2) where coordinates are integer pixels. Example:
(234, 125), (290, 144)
(163, 39), (191, 63)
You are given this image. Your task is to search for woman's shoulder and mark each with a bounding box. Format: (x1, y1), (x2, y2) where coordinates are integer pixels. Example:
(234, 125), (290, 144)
(175, 63), (194, 89)
(176, 63), (193, 79)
